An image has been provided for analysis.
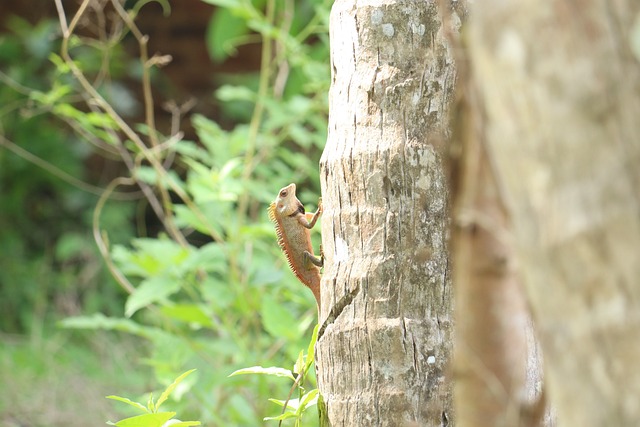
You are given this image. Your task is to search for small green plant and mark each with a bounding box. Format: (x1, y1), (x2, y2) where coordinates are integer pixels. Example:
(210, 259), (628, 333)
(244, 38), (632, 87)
(107, 369), (201, 427)
(230, 325), (319, 426)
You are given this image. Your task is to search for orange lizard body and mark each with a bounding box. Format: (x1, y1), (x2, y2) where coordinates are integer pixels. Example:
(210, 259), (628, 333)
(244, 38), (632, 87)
(268, 183), (323, 309)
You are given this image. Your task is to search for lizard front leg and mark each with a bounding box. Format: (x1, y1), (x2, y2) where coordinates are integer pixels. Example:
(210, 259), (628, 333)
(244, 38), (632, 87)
(299, 198), (322, 229)
(303, 250), (324, 269)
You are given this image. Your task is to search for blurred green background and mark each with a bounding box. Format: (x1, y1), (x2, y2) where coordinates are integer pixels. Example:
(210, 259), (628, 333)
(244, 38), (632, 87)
(0, 0), (329, 425)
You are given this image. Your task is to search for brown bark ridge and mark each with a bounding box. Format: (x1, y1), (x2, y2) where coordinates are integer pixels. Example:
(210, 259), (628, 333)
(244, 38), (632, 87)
(462, 0), (640, 426)
(316, 0), (461, 425)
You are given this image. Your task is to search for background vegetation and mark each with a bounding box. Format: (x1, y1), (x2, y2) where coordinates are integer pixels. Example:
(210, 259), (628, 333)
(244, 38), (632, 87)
(0, 0), (330, 425)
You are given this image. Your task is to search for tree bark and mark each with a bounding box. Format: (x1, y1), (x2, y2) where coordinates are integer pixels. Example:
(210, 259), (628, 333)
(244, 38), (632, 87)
(316, 0), (461, 425)
(458, 0), (640, 425)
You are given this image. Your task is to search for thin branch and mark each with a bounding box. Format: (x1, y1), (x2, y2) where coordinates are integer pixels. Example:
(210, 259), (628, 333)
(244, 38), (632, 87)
(278, 368), (308, 427)
(55, 0), (226, 248)
(108, 0), (185, 247)
(53, 0), (69, 36)
(110, 0), (160, 148)
(57, 3), (183, 244)
(66, 0), (92, 38)
(162, 99), (195, 170)
(0, 71), (33, 95)
(273, 0), (295, 98)
(0, 134), (139, 200)
(236, 0), (277, 228)
(93, 176), (137, 294)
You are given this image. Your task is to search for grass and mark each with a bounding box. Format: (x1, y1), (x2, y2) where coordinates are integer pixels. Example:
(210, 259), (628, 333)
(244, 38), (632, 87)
(0, 328), (149, 427)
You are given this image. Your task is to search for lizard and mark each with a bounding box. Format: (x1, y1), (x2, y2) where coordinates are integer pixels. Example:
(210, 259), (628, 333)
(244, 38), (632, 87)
(268, 183), (323, 310)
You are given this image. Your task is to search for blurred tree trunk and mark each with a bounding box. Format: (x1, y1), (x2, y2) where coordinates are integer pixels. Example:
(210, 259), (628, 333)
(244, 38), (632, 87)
(453, 0), (640, 426)
(316, 0), (462, 425)
(450, 84), (537, 426)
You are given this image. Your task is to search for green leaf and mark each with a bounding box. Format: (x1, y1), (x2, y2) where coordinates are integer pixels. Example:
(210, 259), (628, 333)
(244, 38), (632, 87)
(200, 277), (235, 311)
(192, 114), (225, 144)
(30, 82), (72, 105)
(112, 412), (175, 427)
(125, 275), (181, 317)
(247, 18), (278, 39)
(306, 323), (319, 369)
(260, 294), (300, 340)
(156, 369), (197, 410)
(266, 398), (288, 408)
(106, 395), (149, 413)
(111, 244), (151, 278)
(191, 114), (246, 167)
(59, 313), (167, 340)
(49, 52), (70, 73)
(134, 166), (184, 192)
(147, 392), (155, 413)
(268, 389), (318, 413)
(293, 350), (305, 375)
(200, 0), (241, 8)
(296, 389), (319, 414)
(84, 111), (117, 129)
(206, 8), (249, 62)
(216, 85), (255, 102)
(51, 103), (84, 121)
(161, 304), (213, 328)
(227, 394), (255, 424)
(182, 242), (226, 274)
(161, 422), (201, 427)
(173, 204), (224, 237)
(54, 232), (88, 261)
(173, 140), (208, 162)
(229, 366), (295, 380)
(135, 165), (159, 185)
(219, 157), (243, 181)
(263, 412), (297, 421)
(113, 238), (190, 278)
(132, 238), (190, 265)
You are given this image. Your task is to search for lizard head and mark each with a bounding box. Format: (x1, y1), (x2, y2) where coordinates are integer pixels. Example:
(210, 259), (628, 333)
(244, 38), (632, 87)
(275, 183), (303, 216)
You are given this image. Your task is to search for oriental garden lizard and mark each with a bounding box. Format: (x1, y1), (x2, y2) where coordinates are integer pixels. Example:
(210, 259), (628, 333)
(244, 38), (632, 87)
(268, 183), (323, 310)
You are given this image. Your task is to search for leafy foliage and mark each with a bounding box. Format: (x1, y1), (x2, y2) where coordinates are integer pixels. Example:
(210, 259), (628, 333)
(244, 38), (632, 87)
(230, 325), (320, 426)
(107, 369), (201, 427)
(0, 0), (332, 425)
(0, 16), (135, 334)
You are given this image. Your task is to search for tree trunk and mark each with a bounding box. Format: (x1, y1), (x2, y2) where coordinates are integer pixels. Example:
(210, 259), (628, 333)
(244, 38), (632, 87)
(316, 0), (461, 425)
(458, 0), (640, 425)
(450, 85), (536, 427)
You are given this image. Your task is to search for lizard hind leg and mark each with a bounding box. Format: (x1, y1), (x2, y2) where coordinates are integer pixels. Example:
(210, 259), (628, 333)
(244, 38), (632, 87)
(303, 250), (324, 269)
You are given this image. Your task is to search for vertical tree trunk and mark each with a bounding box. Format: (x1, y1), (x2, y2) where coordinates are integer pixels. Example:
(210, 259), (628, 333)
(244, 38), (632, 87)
(450, 84), (535, 426)
(458, 0), (640, 425)
(316, 0), (461, 425)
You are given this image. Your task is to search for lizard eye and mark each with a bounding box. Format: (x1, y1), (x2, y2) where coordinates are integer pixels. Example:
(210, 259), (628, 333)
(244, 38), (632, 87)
(280, 190), (287, 197)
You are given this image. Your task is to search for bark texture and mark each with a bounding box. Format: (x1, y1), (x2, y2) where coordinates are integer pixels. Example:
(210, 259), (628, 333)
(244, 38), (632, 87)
(460, 1), (640, 426)
(316, 0), (461, 425)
